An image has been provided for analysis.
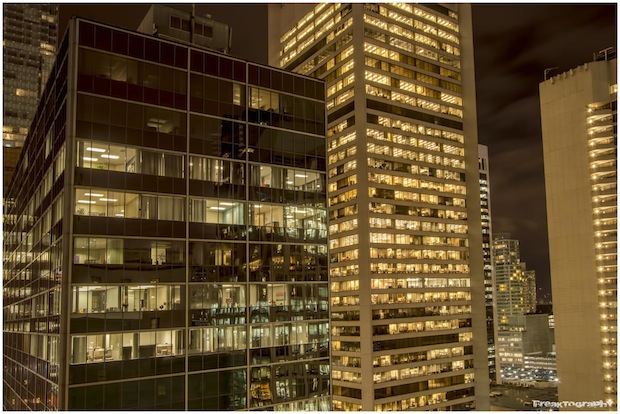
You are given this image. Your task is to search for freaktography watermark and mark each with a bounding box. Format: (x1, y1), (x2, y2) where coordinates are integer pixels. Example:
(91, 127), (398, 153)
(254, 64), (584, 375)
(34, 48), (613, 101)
(532, 400), (610, 409)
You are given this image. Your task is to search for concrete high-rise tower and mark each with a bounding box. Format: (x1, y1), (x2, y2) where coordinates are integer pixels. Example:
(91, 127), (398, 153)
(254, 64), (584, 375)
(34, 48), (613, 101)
(3, 4), (58, 190)
(540, 48), (617, 409)
(268, 3), (489, 411)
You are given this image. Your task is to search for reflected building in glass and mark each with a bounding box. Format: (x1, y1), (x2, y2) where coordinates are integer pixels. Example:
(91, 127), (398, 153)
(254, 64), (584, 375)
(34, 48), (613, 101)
(268, 3), (489, 411)
(3, 4), (58, 191)
(3, 17), (329, 411)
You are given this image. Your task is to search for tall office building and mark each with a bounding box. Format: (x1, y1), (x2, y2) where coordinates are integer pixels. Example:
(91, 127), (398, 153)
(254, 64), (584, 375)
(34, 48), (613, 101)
(492, 233), (526, 369)
(3, 17), (330, 410)
(540, 49), (617, 408)
(520, 263), (537, 314)
(479, 144), (498, 383)
(3, 4), (58, 189)
(268, 3), (489, 411)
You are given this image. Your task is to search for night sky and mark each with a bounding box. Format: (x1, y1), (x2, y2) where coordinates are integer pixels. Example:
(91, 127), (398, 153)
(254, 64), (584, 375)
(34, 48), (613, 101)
(58, 3), (617, 302)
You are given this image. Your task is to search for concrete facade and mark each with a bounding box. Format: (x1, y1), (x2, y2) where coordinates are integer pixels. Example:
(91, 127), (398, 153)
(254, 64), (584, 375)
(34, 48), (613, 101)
(269, 3), (489, 411)
(540, 52), (617, 409)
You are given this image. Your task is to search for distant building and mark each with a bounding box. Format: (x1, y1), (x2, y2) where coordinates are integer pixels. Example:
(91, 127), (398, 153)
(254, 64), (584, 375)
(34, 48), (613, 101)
(137, 4), (231, 54)
(522, 314), (554, 356)
(479, 145), (499, 383)
(524, 352), (557, 373)
(520, 263), (537, 313)
(540, 48), (617, 408)
(493, 234), (540, 371)
(268, 3), (489, 411)
(3, 4), (58, 190)
(493, 234), (525, 331)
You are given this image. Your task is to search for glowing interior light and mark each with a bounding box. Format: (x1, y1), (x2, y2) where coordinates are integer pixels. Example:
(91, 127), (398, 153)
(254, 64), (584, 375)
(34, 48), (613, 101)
(86, 147), (106, 153)
(83, 157), (98, 161)
(99, 198), (118, 202)
(77, 200), (96, 204)
(220, 202), (235, 206)
(84, 193), (104, 197)
(101, 154), (120, 159)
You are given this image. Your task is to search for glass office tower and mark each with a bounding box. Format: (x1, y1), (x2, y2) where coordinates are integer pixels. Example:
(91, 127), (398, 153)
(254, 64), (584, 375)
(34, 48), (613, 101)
(3, 18), (329, 411)
(269, 3), (489, 411)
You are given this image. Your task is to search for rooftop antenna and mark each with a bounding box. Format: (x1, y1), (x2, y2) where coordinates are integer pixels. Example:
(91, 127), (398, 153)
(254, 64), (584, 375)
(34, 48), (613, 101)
(544, 67), (558, 81)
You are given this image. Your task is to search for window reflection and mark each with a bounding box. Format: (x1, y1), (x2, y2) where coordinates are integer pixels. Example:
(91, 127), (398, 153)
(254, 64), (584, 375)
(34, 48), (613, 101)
(189, 199), (244, 224)
(249, 165), (324, 192)
(189, 156), (244, 184)
(73, 237), (185, 266)
(71, 284), (182, 313)
(74, 188), (185, 221)
(70, 329), (184, 363)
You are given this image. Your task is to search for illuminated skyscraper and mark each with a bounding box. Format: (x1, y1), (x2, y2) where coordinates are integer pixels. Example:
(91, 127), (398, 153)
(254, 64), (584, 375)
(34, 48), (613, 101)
(3, 4), (58, 189)
(269, 3), (489, 411)
(3, 16), (329, 410)
(520, 263), (537, 314)
(479, 144), (498, 383)
(493, 233), (526, 369)
(540, 48), (617, 409)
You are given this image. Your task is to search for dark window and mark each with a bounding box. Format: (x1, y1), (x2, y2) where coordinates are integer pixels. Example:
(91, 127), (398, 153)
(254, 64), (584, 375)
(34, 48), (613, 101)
(170, 16), (181, 30)
(182, 18), (191, 32)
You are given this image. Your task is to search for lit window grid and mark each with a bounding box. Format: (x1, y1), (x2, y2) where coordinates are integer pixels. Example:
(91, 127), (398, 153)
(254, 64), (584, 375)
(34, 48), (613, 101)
(278, 4), (478, 410)
(364, 71), (463, 117)
(367, 125), (465, 157)
(280, 12), (353, 68)
(362, 9), (460, 56)
(588, 103), (617, 399)
(372, 115), (464, 144)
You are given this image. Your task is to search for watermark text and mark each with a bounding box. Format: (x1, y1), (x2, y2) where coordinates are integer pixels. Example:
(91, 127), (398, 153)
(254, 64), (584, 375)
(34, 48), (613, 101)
(532, 400), (610, 409)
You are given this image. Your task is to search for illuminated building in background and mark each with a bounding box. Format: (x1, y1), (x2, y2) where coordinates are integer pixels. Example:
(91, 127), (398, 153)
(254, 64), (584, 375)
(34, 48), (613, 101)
(479, 144), (498, 384)
(493, 233), (526, 369)
(268, 3), (489, 411)
(3, 17), (329, 410)
(540, 48), (617, 409)
(3, 4), (58, 189)
(520, 263), (537, 314)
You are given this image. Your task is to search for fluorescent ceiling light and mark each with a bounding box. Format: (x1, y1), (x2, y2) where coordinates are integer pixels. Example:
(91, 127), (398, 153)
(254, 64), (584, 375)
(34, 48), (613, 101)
(101, 154), (119, 159)
(83, 157), (98, 162)
(86, 147), (106, 153)
(77, 200), (96, 204)
(99, 198), (118, 202)
(84, 193), (104, 197)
